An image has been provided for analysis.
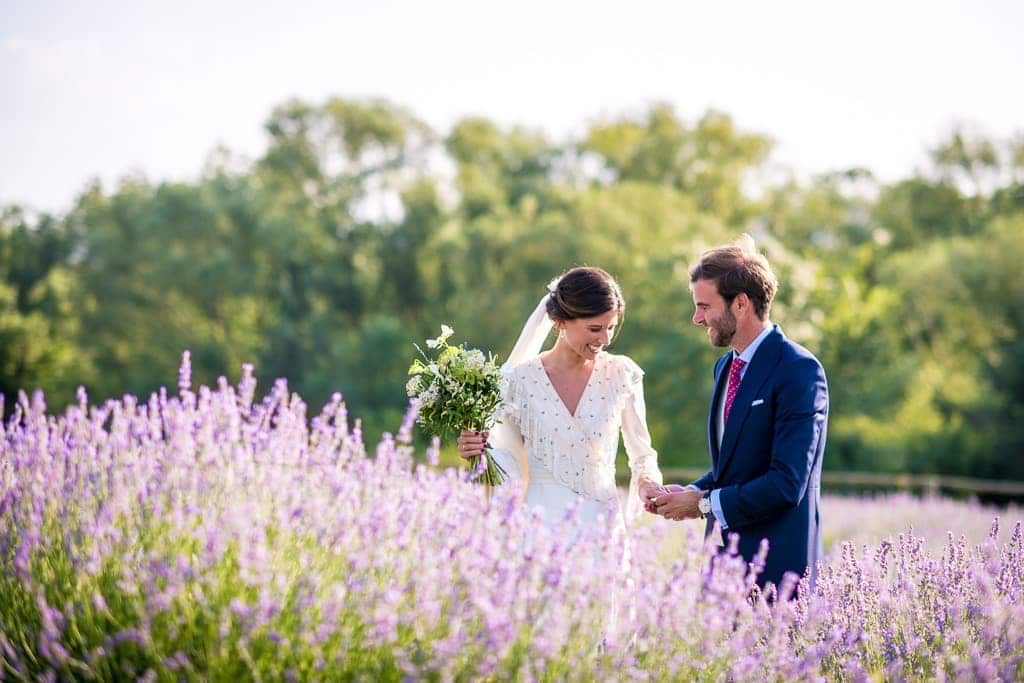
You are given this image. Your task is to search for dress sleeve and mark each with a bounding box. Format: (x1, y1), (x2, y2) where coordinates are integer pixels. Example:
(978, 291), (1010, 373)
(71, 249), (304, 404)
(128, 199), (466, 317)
(488, 369), (529, 494)
(619, 356), (662, 519)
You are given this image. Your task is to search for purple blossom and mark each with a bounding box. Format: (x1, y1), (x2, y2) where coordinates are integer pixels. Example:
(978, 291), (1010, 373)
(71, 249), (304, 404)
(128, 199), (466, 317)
(0, 358), (1022, 679)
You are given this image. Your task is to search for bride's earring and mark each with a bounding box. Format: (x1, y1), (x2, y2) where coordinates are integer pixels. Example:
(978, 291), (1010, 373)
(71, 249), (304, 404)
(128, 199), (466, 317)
(558, 328), (566, 339)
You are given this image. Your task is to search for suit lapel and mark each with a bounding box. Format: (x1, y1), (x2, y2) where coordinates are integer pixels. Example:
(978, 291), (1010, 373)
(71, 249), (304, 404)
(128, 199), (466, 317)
(708, 353), (730, 476)
(717, 326), (784, 477)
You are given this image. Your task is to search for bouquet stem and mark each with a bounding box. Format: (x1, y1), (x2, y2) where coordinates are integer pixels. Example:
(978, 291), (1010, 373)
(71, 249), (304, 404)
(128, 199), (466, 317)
(468, 446), (507, 487)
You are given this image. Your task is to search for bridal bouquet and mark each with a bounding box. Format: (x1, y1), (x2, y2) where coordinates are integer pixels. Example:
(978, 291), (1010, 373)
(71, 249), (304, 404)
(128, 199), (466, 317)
(407, 325), (507, 485)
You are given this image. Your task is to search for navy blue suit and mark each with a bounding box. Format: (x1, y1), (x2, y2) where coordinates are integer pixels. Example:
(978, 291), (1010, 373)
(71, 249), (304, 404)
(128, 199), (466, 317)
(691, 325), (828, 589)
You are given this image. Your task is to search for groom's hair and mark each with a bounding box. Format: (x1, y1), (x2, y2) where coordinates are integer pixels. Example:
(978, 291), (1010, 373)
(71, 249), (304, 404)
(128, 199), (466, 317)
(690, 234), (778, 320)
(547, 267), (625, 322)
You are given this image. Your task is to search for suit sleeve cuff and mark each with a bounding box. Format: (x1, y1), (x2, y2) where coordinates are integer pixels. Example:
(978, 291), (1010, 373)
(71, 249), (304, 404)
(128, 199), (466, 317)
(710, 489), (729, 529)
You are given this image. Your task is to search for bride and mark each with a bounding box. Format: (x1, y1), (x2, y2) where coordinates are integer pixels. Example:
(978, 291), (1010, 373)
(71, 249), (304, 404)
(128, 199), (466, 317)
(458, 267), (664, 528)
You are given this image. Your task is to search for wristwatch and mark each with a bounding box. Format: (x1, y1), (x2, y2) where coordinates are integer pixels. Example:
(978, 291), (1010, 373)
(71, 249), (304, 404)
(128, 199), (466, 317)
(698, 490), (712, 519)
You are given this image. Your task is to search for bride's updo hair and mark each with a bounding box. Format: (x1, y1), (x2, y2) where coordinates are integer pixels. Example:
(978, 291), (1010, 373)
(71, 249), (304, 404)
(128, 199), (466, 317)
(546, 267), (625, 322)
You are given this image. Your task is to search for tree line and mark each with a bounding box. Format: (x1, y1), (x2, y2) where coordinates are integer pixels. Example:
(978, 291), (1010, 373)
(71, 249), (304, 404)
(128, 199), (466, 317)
(2, 98), (1023, 479)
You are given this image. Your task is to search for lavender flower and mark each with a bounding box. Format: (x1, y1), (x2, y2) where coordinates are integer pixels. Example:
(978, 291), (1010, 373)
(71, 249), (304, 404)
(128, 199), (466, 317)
(1, 357), (1022, 679)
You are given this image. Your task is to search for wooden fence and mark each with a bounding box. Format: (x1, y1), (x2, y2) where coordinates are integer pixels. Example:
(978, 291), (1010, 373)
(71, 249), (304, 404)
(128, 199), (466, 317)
(618, 468), (1024, 498)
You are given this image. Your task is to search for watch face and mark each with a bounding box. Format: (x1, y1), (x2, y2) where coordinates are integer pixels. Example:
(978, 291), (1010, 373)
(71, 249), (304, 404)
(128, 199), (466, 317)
(699, 497), (711, 514)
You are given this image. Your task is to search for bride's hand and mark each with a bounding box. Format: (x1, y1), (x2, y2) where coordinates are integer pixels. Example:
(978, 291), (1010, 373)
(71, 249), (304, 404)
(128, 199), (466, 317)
(457, 429), (489, 460)
(641, 481), (682, 513)
(637, 479), (659, 499)
(638, 479), (665, 512)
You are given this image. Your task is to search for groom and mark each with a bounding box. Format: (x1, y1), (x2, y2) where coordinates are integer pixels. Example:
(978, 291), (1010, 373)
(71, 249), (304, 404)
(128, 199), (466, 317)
(652, 235), (828, 590)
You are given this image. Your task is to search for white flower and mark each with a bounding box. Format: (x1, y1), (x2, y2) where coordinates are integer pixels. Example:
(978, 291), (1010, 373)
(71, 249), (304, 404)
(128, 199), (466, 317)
(425, 324), (455, 349)
(405, 376), (423, 397)
(419, 383), (440, 408)
(464, 349), (485, 371)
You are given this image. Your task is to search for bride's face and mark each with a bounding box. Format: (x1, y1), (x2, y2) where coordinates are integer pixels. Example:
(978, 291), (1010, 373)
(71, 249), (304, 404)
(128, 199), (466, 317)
(558, 310), (620, 360)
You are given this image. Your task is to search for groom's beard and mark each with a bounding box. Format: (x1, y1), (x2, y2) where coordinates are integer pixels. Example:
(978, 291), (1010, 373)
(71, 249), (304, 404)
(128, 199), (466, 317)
(707, 310), (737, 347)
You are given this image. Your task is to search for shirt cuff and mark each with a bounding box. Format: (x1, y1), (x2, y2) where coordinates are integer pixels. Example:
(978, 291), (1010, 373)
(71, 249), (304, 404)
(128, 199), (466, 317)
(710, 489), (729, 530)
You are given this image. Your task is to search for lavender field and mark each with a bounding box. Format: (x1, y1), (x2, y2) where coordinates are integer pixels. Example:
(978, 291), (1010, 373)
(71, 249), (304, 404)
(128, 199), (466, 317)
(2, 358), (1022, 681)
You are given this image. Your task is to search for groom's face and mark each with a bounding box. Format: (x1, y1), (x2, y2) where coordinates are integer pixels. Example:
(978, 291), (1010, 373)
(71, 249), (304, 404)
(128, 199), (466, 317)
(691, 278), (737, 348)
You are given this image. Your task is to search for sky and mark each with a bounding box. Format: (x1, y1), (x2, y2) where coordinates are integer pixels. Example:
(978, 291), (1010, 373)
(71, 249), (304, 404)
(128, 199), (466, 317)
(2, 0), (1022, 213)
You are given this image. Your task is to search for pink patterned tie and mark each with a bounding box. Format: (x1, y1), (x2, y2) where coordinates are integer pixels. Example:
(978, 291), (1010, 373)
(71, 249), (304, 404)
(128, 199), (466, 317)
(724, 357), (746, 422)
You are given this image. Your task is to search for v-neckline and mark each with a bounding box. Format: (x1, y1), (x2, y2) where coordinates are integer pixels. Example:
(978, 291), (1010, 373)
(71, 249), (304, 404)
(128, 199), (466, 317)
(537, 354), (602, 419)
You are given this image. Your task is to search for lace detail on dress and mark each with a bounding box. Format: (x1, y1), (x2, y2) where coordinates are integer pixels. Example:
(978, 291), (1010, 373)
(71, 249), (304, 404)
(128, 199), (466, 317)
(499, 353), (658, 506)
(616, 356), (662, 486)
(502, 364), (611, 502)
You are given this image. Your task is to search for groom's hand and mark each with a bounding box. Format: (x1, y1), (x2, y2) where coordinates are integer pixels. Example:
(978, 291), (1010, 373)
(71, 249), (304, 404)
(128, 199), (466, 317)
(652, 487), (703, 521)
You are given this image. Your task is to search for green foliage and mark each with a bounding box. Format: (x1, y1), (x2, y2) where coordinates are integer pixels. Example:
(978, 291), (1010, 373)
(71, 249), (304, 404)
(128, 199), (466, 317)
(874, 178), (974, 247)
(583, 104), (770, 221)
(2, 97), (1023, 480)
(0, 207), (86, 403)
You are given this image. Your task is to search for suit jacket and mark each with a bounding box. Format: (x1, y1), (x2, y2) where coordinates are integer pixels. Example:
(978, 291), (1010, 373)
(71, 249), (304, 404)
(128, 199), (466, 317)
(691, 324), (828, 589)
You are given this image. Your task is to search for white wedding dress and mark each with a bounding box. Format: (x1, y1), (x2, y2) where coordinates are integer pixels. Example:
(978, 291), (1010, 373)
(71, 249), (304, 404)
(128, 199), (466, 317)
(483, 295), (662, 646)
(490, 352), (663, 529)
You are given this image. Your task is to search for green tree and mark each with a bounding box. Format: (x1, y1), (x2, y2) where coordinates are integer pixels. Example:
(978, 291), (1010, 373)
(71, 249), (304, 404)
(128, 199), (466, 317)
(3, 99), (1023, 483)
(0, 206), (86, 407)
(582, 104), (771, 222)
